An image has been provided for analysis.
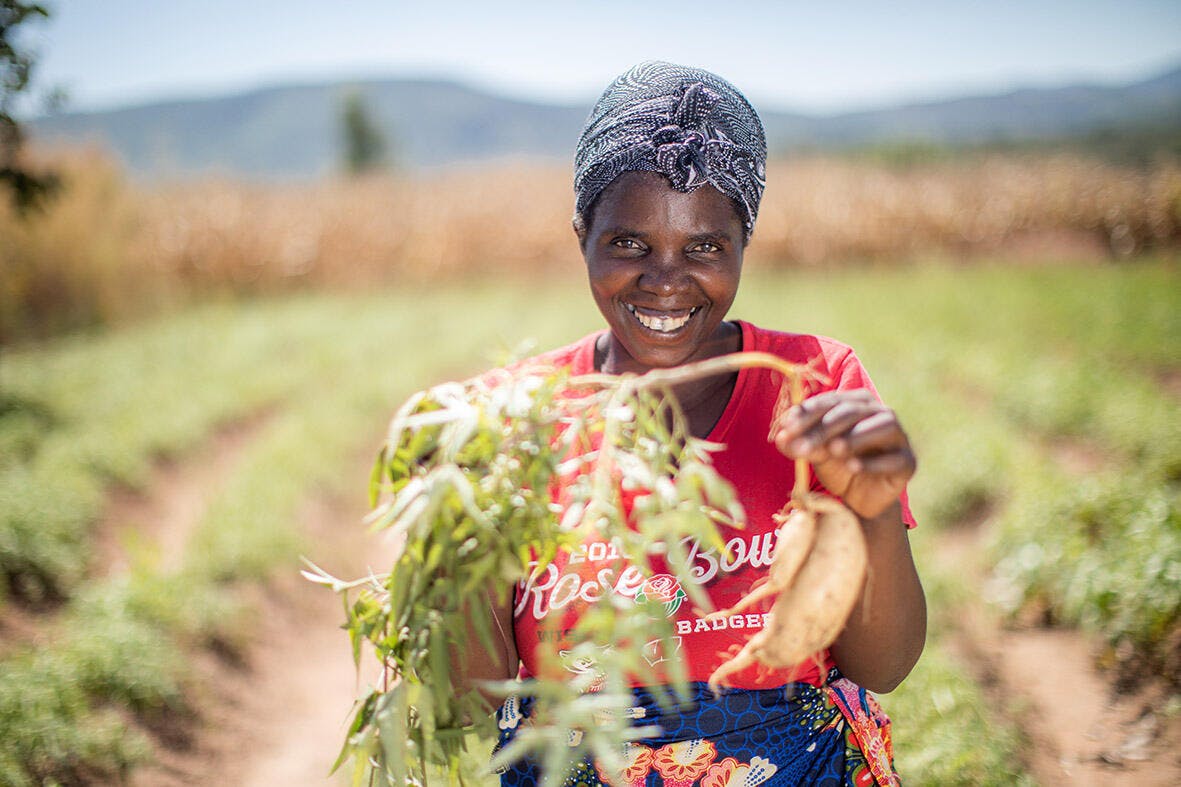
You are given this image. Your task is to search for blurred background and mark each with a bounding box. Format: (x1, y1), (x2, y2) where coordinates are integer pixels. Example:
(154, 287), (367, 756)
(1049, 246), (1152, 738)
(1, 1), (1178, 785)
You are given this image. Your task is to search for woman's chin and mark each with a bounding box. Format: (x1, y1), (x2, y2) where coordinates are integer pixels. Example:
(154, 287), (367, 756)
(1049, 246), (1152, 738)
(606, 316), (725, 373)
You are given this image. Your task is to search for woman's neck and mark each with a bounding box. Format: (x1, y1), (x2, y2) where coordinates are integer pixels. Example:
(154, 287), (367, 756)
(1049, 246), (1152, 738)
(595, 321), (742, 438)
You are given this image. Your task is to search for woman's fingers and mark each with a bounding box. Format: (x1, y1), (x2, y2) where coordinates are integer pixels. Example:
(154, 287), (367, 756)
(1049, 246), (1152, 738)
(848, 448), (916, 478)
(830, 409), (908, 460)
(771, 390), (916, 518)
(783, 389), (877, 429)
(773, 390), (886, 459)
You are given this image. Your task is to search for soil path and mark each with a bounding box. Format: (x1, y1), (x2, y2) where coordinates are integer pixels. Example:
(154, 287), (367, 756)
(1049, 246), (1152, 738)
(220, 486), (401, 787)
(0, 412), (274, 656)
(122, 434), (399, 786)
(934, 523), (1181, 786)
(95, 410), (275, 577)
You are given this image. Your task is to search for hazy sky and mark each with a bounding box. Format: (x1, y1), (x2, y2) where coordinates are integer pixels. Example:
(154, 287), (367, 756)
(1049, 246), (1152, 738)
(23, 0), (1181, 115)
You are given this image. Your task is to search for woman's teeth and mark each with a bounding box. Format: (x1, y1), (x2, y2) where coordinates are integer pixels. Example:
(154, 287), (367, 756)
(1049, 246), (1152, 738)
(625, 304), (698, 333)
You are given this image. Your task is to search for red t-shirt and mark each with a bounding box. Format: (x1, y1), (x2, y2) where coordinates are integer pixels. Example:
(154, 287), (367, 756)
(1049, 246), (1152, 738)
(508, 320), (915, 690)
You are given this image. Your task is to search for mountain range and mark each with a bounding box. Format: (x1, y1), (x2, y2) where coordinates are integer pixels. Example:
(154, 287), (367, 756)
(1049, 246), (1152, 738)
(30, 64), (1181, 180)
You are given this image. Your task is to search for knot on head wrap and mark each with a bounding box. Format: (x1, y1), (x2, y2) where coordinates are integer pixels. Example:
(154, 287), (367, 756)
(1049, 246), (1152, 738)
(574, 61), (767, 238)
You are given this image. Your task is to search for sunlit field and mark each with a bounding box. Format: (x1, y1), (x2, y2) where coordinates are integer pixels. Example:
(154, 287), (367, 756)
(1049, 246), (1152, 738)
(2, 256), (1176, 785)
(3, 148), (1178, 342)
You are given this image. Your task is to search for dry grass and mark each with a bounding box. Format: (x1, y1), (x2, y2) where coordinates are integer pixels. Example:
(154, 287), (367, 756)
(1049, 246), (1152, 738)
(132, 160), (580, 289)
(758, 156), (1181, 264)
(2, 147), (1179, 342)
(0, 148), (175, 342)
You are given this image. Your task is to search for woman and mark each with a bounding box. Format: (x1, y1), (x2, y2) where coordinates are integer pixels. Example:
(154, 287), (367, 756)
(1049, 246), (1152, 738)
(469, 61), (926, 787)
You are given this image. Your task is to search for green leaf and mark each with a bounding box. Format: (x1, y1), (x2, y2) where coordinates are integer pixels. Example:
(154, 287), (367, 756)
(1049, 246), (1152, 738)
(375, 683), (409, 786)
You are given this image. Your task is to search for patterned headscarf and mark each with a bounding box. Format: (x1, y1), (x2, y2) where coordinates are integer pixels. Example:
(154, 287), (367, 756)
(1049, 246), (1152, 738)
(574, 61), (767, 238)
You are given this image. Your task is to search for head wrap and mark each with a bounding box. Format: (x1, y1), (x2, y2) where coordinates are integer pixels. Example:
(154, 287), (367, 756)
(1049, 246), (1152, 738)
(573, 61), (767, 238)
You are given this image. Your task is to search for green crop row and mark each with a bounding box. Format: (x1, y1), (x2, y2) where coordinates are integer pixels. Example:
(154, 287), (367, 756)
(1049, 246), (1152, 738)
(914, 301), (1179, 482)
(989, 468), (1181, 685)
(889, 642), (1036, 785)
(738, 258), (1181, 690)
(0, 298), (359, 601)
(0, 284), (593, 603)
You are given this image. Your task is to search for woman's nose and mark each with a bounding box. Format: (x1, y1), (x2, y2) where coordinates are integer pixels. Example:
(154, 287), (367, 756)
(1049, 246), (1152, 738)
(637, 251), (687, 296)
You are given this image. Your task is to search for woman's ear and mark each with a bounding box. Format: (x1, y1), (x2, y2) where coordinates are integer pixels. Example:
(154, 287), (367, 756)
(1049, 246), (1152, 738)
(572, 213), (588, 249)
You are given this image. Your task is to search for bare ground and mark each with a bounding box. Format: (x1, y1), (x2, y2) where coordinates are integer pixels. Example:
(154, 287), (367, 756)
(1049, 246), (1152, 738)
(132, 452), (398, 786)
(934, 522), (1181, 786)
(93, 409), (277, 578)
(87, 415), (396, 786)
(0, 413), (274, 656)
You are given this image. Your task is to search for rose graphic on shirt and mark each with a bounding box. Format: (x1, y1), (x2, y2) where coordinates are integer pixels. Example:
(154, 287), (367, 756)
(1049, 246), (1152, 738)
(634, 574), (687, 617)
(558, 646), (609, 693)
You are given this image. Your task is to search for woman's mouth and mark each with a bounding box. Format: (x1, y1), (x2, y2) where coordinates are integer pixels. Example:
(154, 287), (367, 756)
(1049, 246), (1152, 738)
(625, 303), (700, 333)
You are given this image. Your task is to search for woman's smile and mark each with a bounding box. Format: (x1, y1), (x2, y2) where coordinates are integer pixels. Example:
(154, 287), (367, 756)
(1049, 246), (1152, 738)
(625, 302), (700, 333)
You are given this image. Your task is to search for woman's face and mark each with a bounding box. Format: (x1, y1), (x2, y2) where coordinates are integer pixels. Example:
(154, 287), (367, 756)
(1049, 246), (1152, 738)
(581, 170), (745, 374)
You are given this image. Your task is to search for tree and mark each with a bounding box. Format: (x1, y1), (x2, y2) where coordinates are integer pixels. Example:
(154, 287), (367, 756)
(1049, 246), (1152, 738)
(1, 0), (58, 213)
(340, 89), (387, 175)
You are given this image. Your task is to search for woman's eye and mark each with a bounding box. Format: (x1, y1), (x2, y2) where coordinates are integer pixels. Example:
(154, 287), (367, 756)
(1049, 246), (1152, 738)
(691, 242), (721, 253)
(612, 238), (643, 250)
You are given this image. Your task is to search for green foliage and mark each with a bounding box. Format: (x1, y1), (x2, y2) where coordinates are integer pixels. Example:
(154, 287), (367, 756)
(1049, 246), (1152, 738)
(340, 90), (388, 174)
(888, 647), (1035, 786)
(991, 474), (1181, 683)
(0, 617), (165, 785)
(927, 331), (1181, 481)
(0, 285), (600, 786)
(0, 390), (53, 467)
(0, 287), (594, 601)
(0, 462), (101, 600)
(0, 302), (322, 599)
(4, 262), (1176, 785)
(737, 259), (1181, 693)
(895, 390), (1011, 528)
(315, 358), (765, 785)
(1, 0), (59, 212)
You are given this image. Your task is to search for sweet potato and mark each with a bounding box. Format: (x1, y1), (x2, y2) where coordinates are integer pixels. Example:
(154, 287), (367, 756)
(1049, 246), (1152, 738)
(702, 504), (819, 622)
(706, 494), (867, 694)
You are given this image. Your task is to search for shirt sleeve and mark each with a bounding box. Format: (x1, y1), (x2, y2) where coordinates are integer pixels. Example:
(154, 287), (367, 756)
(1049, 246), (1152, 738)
(828, 345), (918, 529)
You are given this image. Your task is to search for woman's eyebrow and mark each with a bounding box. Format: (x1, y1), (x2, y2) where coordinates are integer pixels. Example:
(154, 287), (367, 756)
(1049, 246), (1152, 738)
(598, 226), (648, 239)
(597, 228), (735, 242)
(686, 231), (732, 243)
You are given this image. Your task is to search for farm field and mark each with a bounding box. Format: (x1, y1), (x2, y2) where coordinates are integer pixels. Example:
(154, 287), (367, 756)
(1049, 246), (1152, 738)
(1, 259), (1178, 786)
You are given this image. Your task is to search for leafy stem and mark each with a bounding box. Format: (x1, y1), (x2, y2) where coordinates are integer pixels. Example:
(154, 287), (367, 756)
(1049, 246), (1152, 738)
(312, 350), (824, 786)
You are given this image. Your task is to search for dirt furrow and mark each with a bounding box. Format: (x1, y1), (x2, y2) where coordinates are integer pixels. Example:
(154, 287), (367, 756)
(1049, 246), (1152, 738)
(94, 409), (276, 578)
(0, 410), (275, 659)
(934, 523), (1181, 786)
(131, 449), (399, 786)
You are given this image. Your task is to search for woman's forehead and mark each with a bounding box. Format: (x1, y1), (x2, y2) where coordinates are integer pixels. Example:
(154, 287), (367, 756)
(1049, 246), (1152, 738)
(591, 172), (744, 236)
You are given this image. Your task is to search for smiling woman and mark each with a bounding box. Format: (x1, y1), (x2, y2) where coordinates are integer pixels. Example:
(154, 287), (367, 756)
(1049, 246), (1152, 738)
(584, 171), (743, 362)
(453, 61), (927, 787)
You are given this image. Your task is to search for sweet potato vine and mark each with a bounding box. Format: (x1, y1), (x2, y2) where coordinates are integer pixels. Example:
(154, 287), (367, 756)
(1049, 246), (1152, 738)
(305, 351), (848, 786)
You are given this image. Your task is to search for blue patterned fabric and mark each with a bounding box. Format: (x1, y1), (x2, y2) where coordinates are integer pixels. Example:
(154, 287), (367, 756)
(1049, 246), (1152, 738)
(494, 672), (896, 786)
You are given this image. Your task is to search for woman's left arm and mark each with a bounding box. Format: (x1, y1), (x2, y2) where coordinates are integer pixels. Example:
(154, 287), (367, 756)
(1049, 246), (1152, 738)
(771, 389), (927, 693)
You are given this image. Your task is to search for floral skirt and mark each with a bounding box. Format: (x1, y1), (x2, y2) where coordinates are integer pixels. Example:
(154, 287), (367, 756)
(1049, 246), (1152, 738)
(494, 671), (899, 786)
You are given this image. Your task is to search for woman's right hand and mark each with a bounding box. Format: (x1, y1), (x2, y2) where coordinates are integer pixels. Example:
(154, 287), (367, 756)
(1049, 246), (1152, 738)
(770, 389), (916, 520)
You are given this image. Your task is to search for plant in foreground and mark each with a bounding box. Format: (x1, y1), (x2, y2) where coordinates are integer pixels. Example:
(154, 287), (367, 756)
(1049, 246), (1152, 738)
(306, 351), (865, 786)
